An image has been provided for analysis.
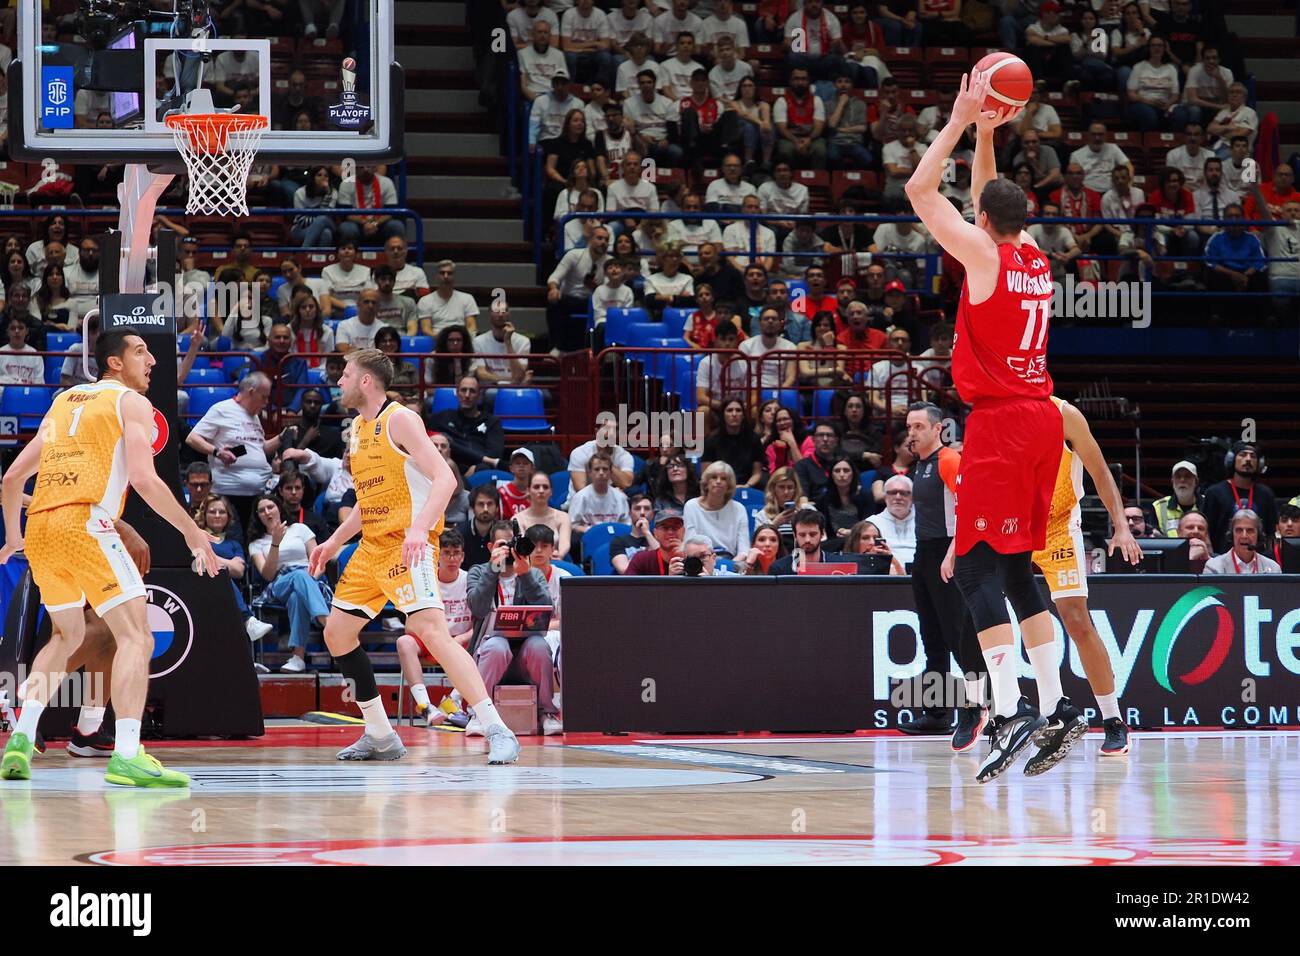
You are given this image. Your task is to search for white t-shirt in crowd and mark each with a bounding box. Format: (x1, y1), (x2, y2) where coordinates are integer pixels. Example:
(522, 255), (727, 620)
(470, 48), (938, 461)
(61, 260), (102, 316)
(60, 343), (98, 386)
(191, 398), (272, 496)
(709, 60), (754, 100)
(27, 239), (79, 274)
(517, 44), (569, 98)
(607, 8), (654, 46)
(1165, 145), (1212, 191)
(683, 496), (751, 556)
(868, 359), (913, 413)
(643, 269), (695, 299)
(666, 218), (724, 253)
(706, 177), (758, 208)
(568, 439), (634, 479)
(438, 569), (473, 637)
(591, 281), (634, 325)
(1210, 104), (1259, 152)
(391, 264), (429, 295)
(757, 180), (810, 215)
(560, 7), (612, 44)
(336, 316), (383, 350)
(250, 523), (317, 572)
(530, 91), (585, 143)
(882, 139), (928, 180)
(660, 56), (706, 98)
(470, 329), (531, 379)
(0, 344), (45, 388)
(739, 335), (796, 389)
(417, 288), (479, 336)
(696, 351), (750, 399)
(723, 220), (777, 263)
(507, 6), (559, 44)
(568, 484), (632, 527)
(653, 10), (706, 53)
(1069, 142), (1132, 193)
(607, 176), (661, 212)
(320, 263), (374, 304)
(623, 91), (676, 141)
(702, 13), (750, 52)
(615, 57), (663, 96)
(1126, 60), (1180, 110)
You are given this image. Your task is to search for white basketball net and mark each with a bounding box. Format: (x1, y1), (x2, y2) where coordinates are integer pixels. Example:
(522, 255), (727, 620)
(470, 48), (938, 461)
(166, 114), (269, 217)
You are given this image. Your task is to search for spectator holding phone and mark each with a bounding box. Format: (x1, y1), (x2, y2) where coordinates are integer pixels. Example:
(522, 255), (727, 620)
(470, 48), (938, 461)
(186, 371), (283, 530)
(843, 519), (906, 574)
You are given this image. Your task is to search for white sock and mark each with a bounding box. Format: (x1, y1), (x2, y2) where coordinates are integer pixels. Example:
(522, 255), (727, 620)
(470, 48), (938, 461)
(410, 684), (431, 710)
(115, 718), (142, 760)
(473, 699), (504, 730)
(15, 699), (45, 738)
(964, 676), (985, 709)
(981, 645), (1021, 719)
(357, 696), (394, 739)
(1027, 642), (1063, 717)
(78, 706), (106, 736)
(1097, 692), (1121, 721)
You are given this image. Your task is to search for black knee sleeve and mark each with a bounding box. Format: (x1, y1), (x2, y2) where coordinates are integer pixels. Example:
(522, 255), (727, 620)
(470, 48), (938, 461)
(953, 543), (1011, 632)
(333, 645), (379, 702)
(1000, 551), (1051, 623)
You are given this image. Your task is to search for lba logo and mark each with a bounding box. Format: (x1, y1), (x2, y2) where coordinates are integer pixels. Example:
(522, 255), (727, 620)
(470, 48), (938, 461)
(147, 585), (195, 678)
(41, 67), (75, 129)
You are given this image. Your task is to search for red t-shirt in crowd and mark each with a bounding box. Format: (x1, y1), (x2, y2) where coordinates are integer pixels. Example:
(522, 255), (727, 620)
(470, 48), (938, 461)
(625, 548), (673, 576)
(498, 482), (531, 519)
(679, 95), (722, 128)
(1146, 186), (1195, 217)
(1050, 185), (1104, 236)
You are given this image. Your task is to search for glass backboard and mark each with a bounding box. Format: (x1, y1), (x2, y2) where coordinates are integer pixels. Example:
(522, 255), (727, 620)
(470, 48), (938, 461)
(8, 0), (401, 165)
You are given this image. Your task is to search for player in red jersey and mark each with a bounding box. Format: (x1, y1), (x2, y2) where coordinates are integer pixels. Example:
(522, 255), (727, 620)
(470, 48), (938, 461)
(905, 71), (1077, 783)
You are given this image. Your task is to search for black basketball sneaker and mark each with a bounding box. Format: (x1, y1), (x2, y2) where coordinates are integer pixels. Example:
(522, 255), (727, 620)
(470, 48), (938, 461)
(68, 727), (116, 758)
(951, 707), (988, 753)
(1024, 697), (1089, 776)
(976, 697), (1046, 783)
(1099, 717), (1130, 756)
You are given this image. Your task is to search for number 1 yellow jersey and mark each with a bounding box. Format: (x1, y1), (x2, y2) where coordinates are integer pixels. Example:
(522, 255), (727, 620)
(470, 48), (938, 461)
(28, 380), (133, 526)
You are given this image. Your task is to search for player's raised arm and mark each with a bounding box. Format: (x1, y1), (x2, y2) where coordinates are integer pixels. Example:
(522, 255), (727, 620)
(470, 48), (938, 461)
(120, 390), (219, 577)
(1060, 400), (1141, 565)
(0, 419), (47, 562)
(388, 405), (459, 569)
(905, 72), (1000, 275)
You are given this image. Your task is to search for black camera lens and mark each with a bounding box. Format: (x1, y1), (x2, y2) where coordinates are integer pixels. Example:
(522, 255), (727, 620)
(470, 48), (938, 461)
(514, 536), (535, 558)
(683, 555), (704, 577)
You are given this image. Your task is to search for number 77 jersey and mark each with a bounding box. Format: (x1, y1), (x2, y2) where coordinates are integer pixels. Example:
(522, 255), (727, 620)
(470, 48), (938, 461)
(952, 239), (1055, 405)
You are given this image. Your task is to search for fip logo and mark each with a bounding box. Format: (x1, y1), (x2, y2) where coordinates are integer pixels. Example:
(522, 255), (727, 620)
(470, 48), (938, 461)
(146, 585), (195, 679)
(41, 67), (75, 129)
(1151, 586), (1233, 693)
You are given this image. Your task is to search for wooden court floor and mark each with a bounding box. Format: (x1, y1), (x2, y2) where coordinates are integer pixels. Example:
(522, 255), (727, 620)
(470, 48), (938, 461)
(2, 727), (1298, 865)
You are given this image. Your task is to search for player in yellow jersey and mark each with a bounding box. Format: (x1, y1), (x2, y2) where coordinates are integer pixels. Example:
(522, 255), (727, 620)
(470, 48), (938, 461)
(1023, 397), (1143, 775)
(307, 349), (520, 764)
(0, 328), (220, 787)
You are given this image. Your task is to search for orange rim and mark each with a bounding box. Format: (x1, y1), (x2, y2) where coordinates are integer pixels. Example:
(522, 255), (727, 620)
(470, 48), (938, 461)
(164, 113), (269, 153)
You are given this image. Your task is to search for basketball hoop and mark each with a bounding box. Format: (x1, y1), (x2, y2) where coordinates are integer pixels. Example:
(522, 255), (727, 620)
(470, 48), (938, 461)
(165, 112), (270, 217)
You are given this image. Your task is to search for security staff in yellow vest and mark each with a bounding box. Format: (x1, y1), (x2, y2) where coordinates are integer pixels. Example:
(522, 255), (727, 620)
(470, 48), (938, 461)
(1152, 460), (1203, 537)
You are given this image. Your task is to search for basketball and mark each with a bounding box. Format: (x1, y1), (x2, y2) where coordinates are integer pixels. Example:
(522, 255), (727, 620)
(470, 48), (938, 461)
(343, 56), (357, 71)
(974, 51), (1034, 111)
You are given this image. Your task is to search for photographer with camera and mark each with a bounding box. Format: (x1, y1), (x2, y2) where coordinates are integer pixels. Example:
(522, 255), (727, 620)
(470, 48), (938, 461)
(466, 519), (560, 736)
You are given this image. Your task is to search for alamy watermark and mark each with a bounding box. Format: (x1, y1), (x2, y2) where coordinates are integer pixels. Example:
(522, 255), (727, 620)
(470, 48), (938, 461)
(596, 406), (706, 458)
(1048, 274), (1152, 328)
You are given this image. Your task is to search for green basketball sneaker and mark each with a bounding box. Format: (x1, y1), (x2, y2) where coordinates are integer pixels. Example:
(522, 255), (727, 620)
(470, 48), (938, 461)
(104, 748), (190, 788)
(1, 733), (34, 781)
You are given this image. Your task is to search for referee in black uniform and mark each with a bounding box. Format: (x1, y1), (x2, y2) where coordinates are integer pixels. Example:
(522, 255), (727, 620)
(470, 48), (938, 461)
(899, 403), (988, 751)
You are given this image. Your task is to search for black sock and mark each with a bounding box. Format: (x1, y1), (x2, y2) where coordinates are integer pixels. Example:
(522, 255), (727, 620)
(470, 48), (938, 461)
(333, 646), (379, 702)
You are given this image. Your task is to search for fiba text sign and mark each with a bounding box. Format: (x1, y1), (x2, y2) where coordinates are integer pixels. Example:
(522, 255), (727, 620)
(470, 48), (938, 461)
(40, 67), (74, 129)
(562, 577), (1300, 734)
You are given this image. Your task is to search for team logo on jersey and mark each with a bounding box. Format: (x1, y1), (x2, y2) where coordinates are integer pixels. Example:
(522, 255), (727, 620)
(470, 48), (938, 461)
(1050, 546), (1074, 562)
(1002, 518), (1019, 535)
(146, 585), (195, 679)
(1007, 354), (1048, 381)
(151, 408), (168, 457)
(1012, 250), (1024, 266)
(974, 517), (988, 531)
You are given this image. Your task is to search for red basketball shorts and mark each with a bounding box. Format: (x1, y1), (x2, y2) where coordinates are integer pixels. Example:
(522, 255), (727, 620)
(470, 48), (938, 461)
(953, 397), (1063, 556)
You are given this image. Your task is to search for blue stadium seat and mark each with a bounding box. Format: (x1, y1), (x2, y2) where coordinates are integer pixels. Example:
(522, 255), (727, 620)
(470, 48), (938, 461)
(429, 387), (458, 415)
(662, 307), (696, 337)
(212, 336), (233, 352)
(605, 307), (649, 346)
(715, 557), (735, 573)
(625, 322), (672, 346)
(494, 388), (549, 431)
(342, 305), (358, 319)
(552, 559), (584, 577)
(223, 354), (254, 381)
(400, 335), (433, 371)
(733, 486), (764, 512)
(813, 388), (836, 418)
(466, 469), (512, 489)
(786, 279), (808, 299)
(306, 366), (328, 385)
(43, 355), (65, 385)
(640, 337), (684, 379)
(46, 332), (80, 353)
(666, 353), (700, 397)
(0, 387), (52, 430)
(760, 387), (800, 412)
(270, 276), (287, 299)
(184, 368), (227, 385)
(583, 522), (631, 546)
(187, 386), (237, 421)
(548, 469), (570, 508)
(588, 542), (615, 575)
